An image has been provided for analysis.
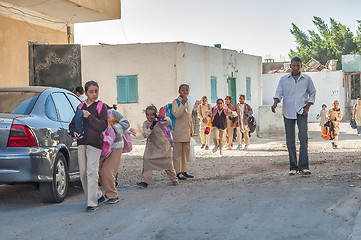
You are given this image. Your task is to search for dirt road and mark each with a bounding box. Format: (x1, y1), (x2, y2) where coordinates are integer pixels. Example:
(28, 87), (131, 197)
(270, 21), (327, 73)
(1, 123), (361, 240)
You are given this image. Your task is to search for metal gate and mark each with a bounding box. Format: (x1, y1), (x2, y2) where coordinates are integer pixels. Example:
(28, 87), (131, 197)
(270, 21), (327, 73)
(29, 43), (81, 91)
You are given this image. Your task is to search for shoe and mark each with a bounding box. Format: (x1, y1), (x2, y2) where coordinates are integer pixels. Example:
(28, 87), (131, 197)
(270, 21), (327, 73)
(85, 206), (98, 212)
(358, 134), (361, 136)
(227, 146), (232, 150)
(333, 144), (337, 149)
(300, 169), (311, 175)
(136, 182), (148, 188)
(288, 170), (298, 176)
(236, 144), (242, 150)
(212, 146), (218, 153)
(205, 146), (209, 150)
(177, 173), (187, 180)
(105, 197), (119, 204)
(201, 144), (205, 149)
(172, 180), (179, 186)
(182, 172), (194, 178)
(244, 145), (248, 150)
(97, 195), (106, 204)
(331, 142), (335, 148)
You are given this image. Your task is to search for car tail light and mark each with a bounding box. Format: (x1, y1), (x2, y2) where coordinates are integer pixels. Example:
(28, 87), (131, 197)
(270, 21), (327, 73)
(7, 124), (37, 147)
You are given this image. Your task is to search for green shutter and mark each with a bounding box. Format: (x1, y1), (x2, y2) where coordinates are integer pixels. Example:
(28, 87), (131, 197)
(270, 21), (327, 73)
(117, 75), (138, 103)
(117, 76), (128, 103)
(211, 77), (217, 102)
(128, 76), (138, 103)
(246, 77), (251, 100)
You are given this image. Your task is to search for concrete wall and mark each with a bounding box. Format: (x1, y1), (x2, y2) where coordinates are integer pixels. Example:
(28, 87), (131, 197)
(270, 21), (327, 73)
(183, 43), (262, 120)
(257, 105), (285, 136)
(81, 43), (182, 132)
(262, 71), (345, 122)
(235, 53), (263, 120)
(81, 42), (262, 132)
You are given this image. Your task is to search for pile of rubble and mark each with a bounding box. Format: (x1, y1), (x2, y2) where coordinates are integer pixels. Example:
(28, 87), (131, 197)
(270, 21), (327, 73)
(266, 57), (338, 74)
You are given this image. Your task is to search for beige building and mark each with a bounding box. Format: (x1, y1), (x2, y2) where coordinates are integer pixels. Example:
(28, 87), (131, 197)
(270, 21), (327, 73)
(81, 42), (262, 132)
(0, 0), (121, 86)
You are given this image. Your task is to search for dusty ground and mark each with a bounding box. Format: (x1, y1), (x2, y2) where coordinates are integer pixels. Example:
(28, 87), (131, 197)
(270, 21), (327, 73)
(1, 123), (361, 240)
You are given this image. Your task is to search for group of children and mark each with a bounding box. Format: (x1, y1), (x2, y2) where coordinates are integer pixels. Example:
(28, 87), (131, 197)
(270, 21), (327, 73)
(69, 82), (198, 212)
(69, 81), (257, 212)
(197, 94), (254, 154)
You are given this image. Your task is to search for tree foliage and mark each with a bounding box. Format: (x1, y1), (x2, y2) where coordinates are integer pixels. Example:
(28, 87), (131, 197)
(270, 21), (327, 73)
(289, 17), (360, 69)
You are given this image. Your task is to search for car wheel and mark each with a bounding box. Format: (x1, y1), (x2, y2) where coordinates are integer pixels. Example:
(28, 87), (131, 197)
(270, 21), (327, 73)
(40, 153), (69, 203)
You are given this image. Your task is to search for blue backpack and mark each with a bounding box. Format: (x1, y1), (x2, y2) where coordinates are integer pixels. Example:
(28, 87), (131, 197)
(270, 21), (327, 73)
(163, 98), (180, 131)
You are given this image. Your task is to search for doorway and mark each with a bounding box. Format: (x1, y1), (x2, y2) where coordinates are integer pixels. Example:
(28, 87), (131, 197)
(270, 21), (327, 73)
(227, 77), (236, 105)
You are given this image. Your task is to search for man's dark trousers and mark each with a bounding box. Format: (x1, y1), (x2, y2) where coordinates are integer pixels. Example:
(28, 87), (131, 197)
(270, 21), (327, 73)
(284, 114), (309, 171)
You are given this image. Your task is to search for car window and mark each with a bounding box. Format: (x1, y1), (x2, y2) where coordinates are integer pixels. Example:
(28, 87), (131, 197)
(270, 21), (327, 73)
(45, 95), (58, 121)
(0, 92), (39, 115)
(51, 92), (75, 123)
(66, 93), (82, 112)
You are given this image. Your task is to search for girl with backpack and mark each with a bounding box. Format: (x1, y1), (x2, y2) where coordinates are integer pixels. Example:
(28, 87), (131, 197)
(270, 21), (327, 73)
(137, 105), (179, 188)
(210, 98), (238, 155)
(69, 81), (108, 212)
(172, 84), (194, 180)
(98, 105), (130, 204)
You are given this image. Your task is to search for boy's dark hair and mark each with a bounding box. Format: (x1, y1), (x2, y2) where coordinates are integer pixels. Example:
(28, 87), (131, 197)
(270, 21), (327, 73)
(291, 56), (302, 63)
(322, 104), (327, 108)
(75, 86), (84, 95)
(202, 96), (207, 100)
(225, 96), (232, 101)
(84, 81), (99, 92)
(145, 104), (157, 113)
(178, 84), (189, 92)
(239, 94), (246, 99)
(216, 98), (224, 103)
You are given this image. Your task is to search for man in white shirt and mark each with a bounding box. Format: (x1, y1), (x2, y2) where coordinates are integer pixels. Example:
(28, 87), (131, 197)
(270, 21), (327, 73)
(76, 86), (87, 102)
(272, 57), (316, 176)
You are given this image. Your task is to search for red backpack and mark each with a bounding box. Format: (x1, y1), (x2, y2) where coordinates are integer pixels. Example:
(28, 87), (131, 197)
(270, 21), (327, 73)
(78, 102), (116, 157)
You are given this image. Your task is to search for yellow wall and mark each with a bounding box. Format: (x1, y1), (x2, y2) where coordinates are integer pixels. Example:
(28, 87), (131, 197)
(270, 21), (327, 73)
(0, 15), (70, 86)
(69, 0), (121, 20)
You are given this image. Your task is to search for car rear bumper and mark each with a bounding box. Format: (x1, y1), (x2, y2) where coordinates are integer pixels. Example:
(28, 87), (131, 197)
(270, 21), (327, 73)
(0, 147), (56, 183)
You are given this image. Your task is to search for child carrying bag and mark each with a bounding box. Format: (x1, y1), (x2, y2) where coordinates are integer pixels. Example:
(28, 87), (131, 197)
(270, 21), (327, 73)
(77, 102), (116, 158)
(322, 121), (335, 140)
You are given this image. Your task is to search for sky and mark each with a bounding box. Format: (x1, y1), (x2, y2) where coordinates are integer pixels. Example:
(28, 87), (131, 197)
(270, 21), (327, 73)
(74, 0), (361, 62)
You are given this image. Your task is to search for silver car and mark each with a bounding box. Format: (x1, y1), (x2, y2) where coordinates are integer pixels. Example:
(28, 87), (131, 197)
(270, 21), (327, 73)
(0, 87), (81, 203)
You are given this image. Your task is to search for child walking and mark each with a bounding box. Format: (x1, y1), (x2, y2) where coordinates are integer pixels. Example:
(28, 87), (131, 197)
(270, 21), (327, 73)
(137, 105), (179, 188)
(317, 104), (328, 131)
(69, 81), (108, 212)
(328, 100), (343, 149)
(211, 98), (237, 155)
(225, 96), (236, 150)
(172, 84), (194, 180)
(98, 105), (130, 204)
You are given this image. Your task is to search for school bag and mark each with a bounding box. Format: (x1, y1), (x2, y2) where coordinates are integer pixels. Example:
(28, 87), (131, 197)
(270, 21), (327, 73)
(322, 121), (335, 140)
(77, 102), (116, 158)
(145, 121), (174, 147)
(122, 128), (136, 153)
(74, 108), (84, 137)
(163, 98), (181, 131)
(350, 118), (357, 129)
(248, 116), (257, 133)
